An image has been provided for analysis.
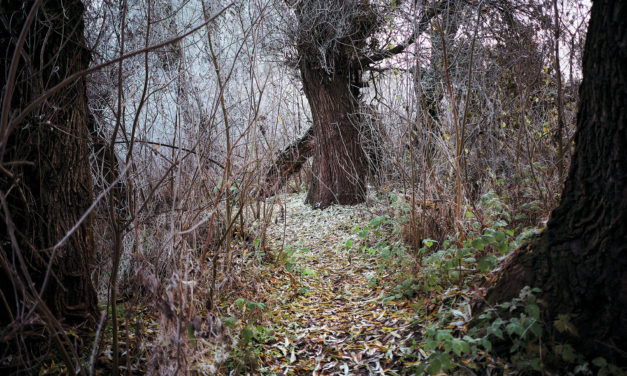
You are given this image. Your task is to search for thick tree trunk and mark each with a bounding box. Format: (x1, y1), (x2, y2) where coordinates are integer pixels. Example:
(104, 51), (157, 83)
(260, 108), (383, 201)
(0, 0), (98, 325)
(290, 0), (380, 209)
(300, 60), (368, 209)
(482, 0), (626, 364)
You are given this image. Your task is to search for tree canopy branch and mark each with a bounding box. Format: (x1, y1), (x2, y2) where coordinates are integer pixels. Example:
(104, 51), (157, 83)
(360, 0), (453, 67)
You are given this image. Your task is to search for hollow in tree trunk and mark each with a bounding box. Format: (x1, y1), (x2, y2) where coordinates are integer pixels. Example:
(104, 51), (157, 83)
(481, 0), (626, 365)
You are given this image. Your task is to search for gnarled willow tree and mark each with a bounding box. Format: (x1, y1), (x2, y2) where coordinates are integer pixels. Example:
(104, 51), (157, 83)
(266, 0), (457, 209)
(293, 0), (381, 208)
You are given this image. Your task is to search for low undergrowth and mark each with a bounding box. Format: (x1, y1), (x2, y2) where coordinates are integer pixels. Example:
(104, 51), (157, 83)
(29, 191), (619, 375)
(367, 191), (623, 375)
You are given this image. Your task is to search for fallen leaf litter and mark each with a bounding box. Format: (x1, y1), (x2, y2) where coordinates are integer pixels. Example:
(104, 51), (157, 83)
(260, 193), (420, 375)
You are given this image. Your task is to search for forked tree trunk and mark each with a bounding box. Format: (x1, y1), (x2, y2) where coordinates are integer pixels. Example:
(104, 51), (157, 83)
(0, 0), (98, 325)
(260, 109), (383, 201)
(482, 0), (626, 364)
(300, 60), (368, 209)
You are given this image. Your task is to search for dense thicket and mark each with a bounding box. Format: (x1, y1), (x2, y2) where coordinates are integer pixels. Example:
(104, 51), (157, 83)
(1, 0), (607, 373)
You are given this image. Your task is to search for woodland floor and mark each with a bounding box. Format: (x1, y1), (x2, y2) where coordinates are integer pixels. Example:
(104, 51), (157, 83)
(257, 193), (423, 375)
(31, 190), (605, 375)
(81, 191), (507, 375)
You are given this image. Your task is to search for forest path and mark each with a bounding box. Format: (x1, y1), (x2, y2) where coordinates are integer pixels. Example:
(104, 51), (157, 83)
(259, 193), (419, 375)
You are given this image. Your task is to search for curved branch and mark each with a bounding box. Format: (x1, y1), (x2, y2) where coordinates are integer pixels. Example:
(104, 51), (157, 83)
(113, 140), (225, 169)
(360, 0), (455, 67)
(259, 126), (314, 199)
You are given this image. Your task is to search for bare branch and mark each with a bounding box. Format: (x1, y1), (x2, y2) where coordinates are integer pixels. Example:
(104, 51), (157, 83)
(361, 0), (454, 66)
(0, 2), (234, 148)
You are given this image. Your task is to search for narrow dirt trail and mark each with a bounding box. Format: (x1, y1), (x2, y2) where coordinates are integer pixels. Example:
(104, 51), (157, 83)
(259, 194), (419, 375)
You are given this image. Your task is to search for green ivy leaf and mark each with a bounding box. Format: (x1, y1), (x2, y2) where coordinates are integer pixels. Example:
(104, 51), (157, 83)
(556, 344), (576, 362)
(592, 357), (607, 368)
(481, 234), (495, 245)
(452, 338), (470, 356)
(471, 238), (484, 250)
(481, 337), (492, 351)
(223, 316), (235, 328)
(529, 322), (543, 337)
(478, 255), (497, 272)
(488, 326), (503, 339)
(497, 241), (509, 254)
(436, 329), (453, 343)
(440, 352), (452, 371)
(506, 322), (524, 336)
(525, 304), (540, 319)
(241, 326), (254, 343)
(493, 219), (508, 227)
(427, 356), (441, 375)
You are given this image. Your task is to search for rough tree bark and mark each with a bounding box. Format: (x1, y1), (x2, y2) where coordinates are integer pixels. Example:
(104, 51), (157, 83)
(301, 60), (368, 208)
(481, 0), (626, 365)
(292, 0), (376, 209)
(0, 0), (98, 325)
(260, 106), (383, 200)
(275, 0), (453, 209)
